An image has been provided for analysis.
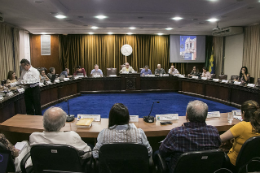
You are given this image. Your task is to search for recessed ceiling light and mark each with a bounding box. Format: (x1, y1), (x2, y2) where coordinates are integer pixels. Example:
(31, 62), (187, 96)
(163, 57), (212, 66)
(165, 27), (173, 30)
(89, 32), (94, 35)
(207, 18), (218, 22)
(55, 15), (67, 19)
(91, 26), (99, 29)
(129, 27), (136, 30)
(127, 32), (133, 35)
(172, 17), (183, 21)
(95, 15), (107, 19)
(108, 32), (113, 35)
(157, 33), (163, 35)
(41, 32), (47, 35)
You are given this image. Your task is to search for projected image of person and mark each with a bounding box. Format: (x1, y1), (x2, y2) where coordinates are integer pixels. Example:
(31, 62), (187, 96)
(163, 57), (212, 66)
(180, 36), (197, 60)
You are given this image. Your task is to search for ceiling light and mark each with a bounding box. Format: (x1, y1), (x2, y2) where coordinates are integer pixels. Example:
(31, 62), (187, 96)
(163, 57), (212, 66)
(165, 27), (173, 30)
(129, 27), (136, 30)
(127, 32), (133, 35)
(41, 32), (47, 35)
(95, 15), (107, 19)
(157, 33), (163, 35)
(207, 18), (218, 22)
(89, 32), (94, 35)
(172, 17), (183, 21)
(108, 32), (113, 35)
(91, 26), (99, 29)
(55, 15), (67, 19)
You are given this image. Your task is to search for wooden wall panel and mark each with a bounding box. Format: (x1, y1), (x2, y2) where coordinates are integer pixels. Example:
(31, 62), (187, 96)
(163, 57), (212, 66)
(30, 34), (62, 74)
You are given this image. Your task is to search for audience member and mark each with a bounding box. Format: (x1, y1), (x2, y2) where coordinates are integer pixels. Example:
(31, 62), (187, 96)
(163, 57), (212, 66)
(155, 64), (166, 75)
(6, 71), (17, 90)
(47, 67), (55, 79)
(120, 62), (135, 73)
(159, 100), (221, 172)
(39, 68), (50, 83)
(140, 65), (152, 76)
(91, 64), (103, 77)
(188, 66), (200, 77)
(220, 100), (260, 167)
(60, 68), (70, 78)
(236, 66), (250, 84)
(201, 67), (211, 79)
(93, 103), (152, 158)
(168, 65), (179, 75)
(74, 66), (87, 77)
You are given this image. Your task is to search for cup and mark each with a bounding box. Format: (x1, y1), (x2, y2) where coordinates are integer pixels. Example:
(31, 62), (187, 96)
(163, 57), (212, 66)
(228, 112), (234, 124)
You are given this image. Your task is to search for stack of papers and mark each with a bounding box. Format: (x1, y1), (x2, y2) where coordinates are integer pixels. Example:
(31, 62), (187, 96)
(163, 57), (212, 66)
(76, 118), (94, 128)
(15, 142), (27, 151)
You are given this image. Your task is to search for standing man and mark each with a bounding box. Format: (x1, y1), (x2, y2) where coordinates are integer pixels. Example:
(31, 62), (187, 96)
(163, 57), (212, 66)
(155, 64), (166, 75)
(10, 59), (42, 115)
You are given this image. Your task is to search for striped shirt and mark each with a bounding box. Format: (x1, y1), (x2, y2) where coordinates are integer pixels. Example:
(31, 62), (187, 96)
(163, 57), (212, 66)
(159, 122), (221, 172)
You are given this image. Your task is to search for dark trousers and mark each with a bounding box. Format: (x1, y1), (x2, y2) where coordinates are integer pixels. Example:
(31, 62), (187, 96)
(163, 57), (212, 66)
(24, 86), (42, 115)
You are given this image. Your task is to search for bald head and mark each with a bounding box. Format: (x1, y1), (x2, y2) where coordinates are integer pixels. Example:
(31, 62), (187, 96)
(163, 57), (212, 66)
(157, 64), (161, 70)
(43, 107), (67, 132)
(186, 100), (208, 122)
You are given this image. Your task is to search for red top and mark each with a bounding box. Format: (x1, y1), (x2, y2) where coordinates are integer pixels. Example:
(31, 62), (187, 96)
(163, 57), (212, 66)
(73, 68), (86, 76)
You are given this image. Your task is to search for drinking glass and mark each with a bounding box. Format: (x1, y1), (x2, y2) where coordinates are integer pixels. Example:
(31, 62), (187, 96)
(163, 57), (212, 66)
(228, 112), (234, 124)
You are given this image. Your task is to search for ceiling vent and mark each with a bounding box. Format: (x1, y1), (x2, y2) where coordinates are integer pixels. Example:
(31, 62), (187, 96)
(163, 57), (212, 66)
(0, 13), (4, 22)
(212, 27), (243, 36)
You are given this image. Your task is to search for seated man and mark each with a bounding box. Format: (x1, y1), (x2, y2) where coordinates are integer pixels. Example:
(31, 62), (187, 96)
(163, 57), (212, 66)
(30, 107), (91, 159)
(168, 65), (179, 75)
(60, 68), (71, 78)
(47, 67), (55, 79)
(155, 64), (166, 75)
(140, 65), (152, 76)
(74, 66), (87, 77)
(91, 64), (103, 77)
(188, 66), (200, 77)
(120, 62), (135, 73)
(159, 100), (221, 172)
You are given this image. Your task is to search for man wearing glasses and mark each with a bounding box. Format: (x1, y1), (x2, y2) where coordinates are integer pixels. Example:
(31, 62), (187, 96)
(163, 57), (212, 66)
(120, 62), (135, 73)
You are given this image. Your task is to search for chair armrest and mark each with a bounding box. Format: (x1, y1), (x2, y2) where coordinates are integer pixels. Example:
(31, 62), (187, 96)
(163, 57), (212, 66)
(20, 152), (31, 173)
(153, 151), (168, 173)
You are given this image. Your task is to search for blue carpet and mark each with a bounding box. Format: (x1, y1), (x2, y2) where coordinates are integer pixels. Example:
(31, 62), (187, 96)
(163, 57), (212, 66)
(42, 92), (237, 118)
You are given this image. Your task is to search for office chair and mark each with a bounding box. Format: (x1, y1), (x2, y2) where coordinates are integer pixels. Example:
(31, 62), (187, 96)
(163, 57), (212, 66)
(97, 143), (153, 173)
(0, 142), (16, 173)
(1, 80), (7, 86)
(139, 68), (144, 73)
(231, 75), (239, 81)
(211, 74), (216, 79)
(219, 75), (228, 80)
(154, 149), (230, 173)
(20, 144), (91, 173)
(249, 77), (255, 84)
(107, 68), (117, 77)
(257, 78), (260, 86)
(235, 136), (260, 173)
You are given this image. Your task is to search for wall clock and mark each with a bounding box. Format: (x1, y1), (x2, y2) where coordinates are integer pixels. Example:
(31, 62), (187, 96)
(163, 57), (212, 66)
(121, 44), (132, 56)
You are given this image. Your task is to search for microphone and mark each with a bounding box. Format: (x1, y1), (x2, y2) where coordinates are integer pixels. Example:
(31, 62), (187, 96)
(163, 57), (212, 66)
(143, 101), (160, 123)
(65, 99), (74, 122)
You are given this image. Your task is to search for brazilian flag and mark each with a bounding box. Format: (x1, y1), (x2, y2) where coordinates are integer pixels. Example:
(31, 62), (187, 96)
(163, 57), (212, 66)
(208, 47), (215, 74)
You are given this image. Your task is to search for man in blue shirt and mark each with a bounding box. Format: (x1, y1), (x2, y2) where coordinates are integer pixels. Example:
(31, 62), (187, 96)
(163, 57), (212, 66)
(60, 68), (70, 78)
(91, 64), (103, 77)
(140, 65), (152, 76)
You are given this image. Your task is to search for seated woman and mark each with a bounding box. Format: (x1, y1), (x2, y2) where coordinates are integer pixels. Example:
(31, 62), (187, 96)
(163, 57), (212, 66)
(237, 66), (250, 84)
(201, 67), (211, 79)
(220, 100), (260, 168)
(39, 68), (50, 83)
(74, 66), (87, 77)
(47, 67), (55, 79)
(93, 103), (152, 158)
(188, 66), (199, 77)
(6, 71), (17, 90)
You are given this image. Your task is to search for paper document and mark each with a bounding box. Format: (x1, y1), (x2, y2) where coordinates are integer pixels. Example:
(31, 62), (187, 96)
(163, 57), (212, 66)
(15, 141), (27, 151)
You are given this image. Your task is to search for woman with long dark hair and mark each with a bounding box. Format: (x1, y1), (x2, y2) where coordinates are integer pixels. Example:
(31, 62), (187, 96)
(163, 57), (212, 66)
(220, 100), (260, 167)
(6, 71), (17, 90)
(237, 66), (250, 83)
(93, 103), (152, 158)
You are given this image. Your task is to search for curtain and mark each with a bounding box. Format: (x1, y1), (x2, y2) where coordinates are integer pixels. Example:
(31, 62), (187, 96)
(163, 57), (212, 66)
(0, 23), (20, 80)
(213, 36), (224, 76)
(205, 36), (213, 69)
(19, 30), (30, 62)
(243, 24), (260, 83)
(59, 35), (169, 76)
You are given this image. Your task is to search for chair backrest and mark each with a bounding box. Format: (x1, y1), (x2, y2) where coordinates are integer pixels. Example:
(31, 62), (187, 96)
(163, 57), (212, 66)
(139, 68), (143, 73)
(0, 142), (15, 173)
(174, 149), (226, 173)
(211, 74), (216, 79)
(30, 144), (85, 173)
(120, 65), (125, 69)
(250, 77), (255, 83)
(1, 80), (6, 85)
(257, 78), (260, 86)
(107, 68), (117, 77)
(236, 136), (260, 172)
(219, 75), (227, 80)
(99, 143), (150, 173)
(231, 75), (239, 81)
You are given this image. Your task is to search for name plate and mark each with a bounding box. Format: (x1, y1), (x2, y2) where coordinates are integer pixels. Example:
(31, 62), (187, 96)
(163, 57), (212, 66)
(201, 77), (207, 80)
(145, 74), (155, 77)
(222, 80), (229, 83)
(130, 115), (139, 122)
(156, 114), (179, 121)
(0, 96), (4, 101)
(77, 114), (101, 122)
(54, 79), (60, 83)
(213, 79), (219, 82)
(46, 81), (52, 84)
(207, 111), (220, 118)
(74, 76), (80, 79)
(247, 83), (255, 88)
(234, 81), (241, 85)
(178, 75), (185, 78)
(109, 75), (117, 77)
(93, 74), (101, 78)
(174, 74), (180, 77)
(63, 78), (69, 81)
(7, 92), (14, 97)
(163, 74), (169, 77)
(17, 88), (25, 93)
(192, 76), (198, 79)
(232, 110), (241, 116)
(39, 83), (44, 87)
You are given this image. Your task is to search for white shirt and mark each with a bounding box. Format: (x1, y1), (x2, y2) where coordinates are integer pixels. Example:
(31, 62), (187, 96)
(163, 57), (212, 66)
(30, 131), (91, 159)
(168, 68), (179, 75)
